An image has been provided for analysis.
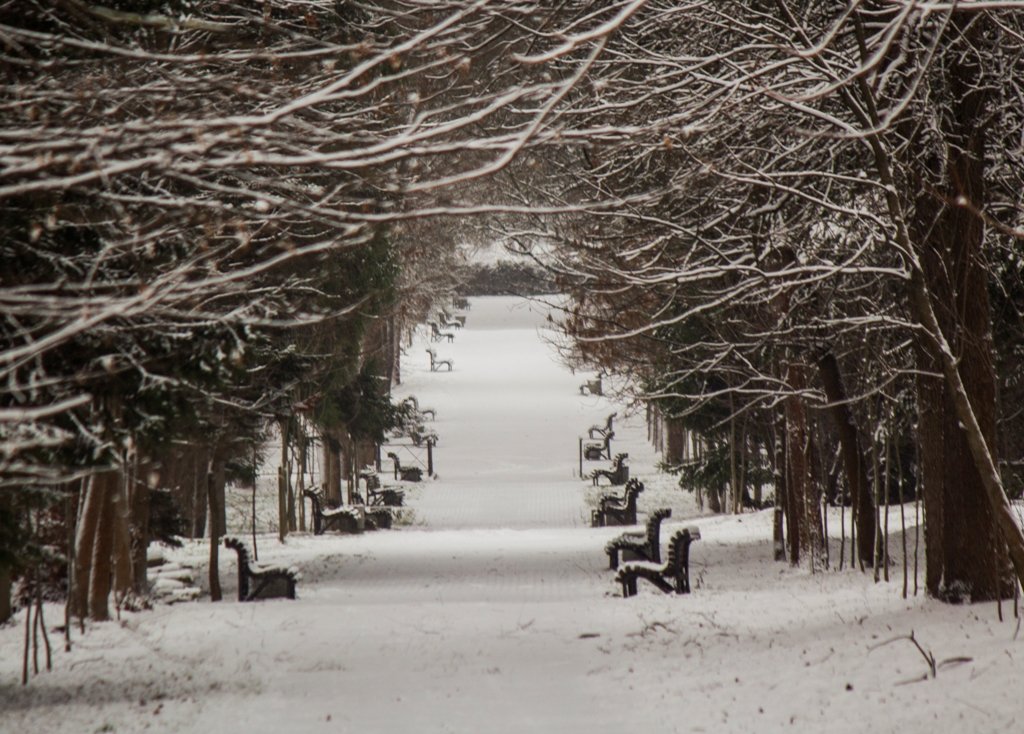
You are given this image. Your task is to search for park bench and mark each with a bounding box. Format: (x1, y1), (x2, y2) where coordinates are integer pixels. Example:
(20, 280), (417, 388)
(579, 376), (602, 396)
(453, 296), (470, 310)
(223, 537), (298, 601)
(615, 527), (701, 597)
(409, 427), (438, 447)
(387, 451), (423, 482)
(303, 489), (364, 534)
(438, 309), (462, 329)
(426, 347), (453, 372)
(359, 470), (405, 508)
(590, 452), (629, 486)
(588, 412), (616, 440)
(430, 322), (455, 343)
(605, 508), (672, 569)
(402, 395), (436, 421)
(583, 431), (614, 460)
(591, 478), (644, 527)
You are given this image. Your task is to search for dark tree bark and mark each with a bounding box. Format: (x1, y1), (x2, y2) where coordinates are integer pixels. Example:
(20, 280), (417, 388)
(784, 362), (823, 566)
(666, 418), (687, 465)
(87, 471), (118, 621)
(0, 557), (10, 625)
(908, 14), (1014, 601)
(129, 466), (152, 595)
(208, 462), (225, 603)
(817, 352), (876, 567)
(190, 447), (209, 540)
(772, 413), (788, 562)
(324, 431), (343, 505)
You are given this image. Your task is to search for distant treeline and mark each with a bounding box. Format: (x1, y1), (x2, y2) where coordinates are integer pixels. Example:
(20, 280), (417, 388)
(459, 261), (556, 296)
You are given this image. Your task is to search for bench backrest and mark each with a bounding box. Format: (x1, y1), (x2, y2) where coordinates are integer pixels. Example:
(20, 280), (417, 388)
(665, 528), (698, 581)
(624, 479), (644, 510)
(224, 536), (252, 599)
(302, 489), (325, 533)
(645, 508), (672, 557)
(302, 488), (323, 513)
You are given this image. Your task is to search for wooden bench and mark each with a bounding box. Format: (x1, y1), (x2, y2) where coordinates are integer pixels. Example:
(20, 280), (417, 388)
(402, 395), (436, 421)
(579, 377), (603, 396)
(615, 527), (700, 597)
(387, 452), (423, 482)
(359, 471), (405, 508)
(591, 452), (629, 486)
(605, 508), (671, 569)
(223, 537), (298, 601)
(588, 412), (616, 440)
(583, 431), (614, 460)
(591, 478), (644, 527)
(438, 309), (462, 330)
(429, 322), (455, 343)
(303, 489), (364, 534)
(409, 427), (438, 447)
(426, 347), (453, 372)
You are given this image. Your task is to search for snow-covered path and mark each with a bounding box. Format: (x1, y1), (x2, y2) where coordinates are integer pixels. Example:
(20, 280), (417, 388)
(2, 296), (1021, 734)
(394, 296), (654, 529)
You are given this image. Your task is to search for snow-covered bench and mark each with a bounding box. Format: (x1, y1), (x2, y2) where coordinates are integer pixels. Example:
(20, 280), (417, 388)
(430, 322), (455, 343)
(579, 377), (602, 396)
(588, 412), (616, 439)
(591, 478), (644, 527)
(360, 470), (405, 507)
(605, 508), (672, 570)
(402, 395), (436, 421)
(303, 489), (364, 534)
(387, 452), (423, 482)
(590, 452), (629, 486)
(615, 527), (700, 597)
(583, 431), (614, 460)
(224, 537), (298, 601)
(426, 347), (453, 372)
(438, 309), (462, 330)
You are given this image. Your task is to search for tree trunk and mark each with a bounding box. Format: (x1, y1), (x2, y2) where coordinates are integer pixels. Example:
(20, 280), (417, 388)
(0, 487), (12, 623)
(0, 558), (10, 625)
(324, 431), (342, 505)
(784, 362), (823, 567)
(110, 470), (134, 604)
(87, 470), (118, 621)
(903, 13), (1015, 600)
(190, 446), (208, 539)
(817, 352), (876, 567)
(129, 463), (152, 595)
(666, 418), (686, 465)
(278, 418), (290, 541)
(845, 6), (1022, 599)
(296, 431), (307, 532)
(729, 398), (740, 514)
(208, 461), (224, 603)
(72, 475), (100, 619)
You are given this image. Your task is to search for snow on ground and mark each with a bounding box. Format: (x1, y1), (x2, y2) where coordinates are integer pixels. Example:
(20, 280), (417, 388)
(1, 296), (1021, 734)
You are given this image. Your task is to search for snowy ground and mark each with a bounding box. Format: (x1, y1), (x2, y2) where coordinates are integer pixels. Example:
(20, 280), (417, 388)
(1, 296), (1021, 734)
